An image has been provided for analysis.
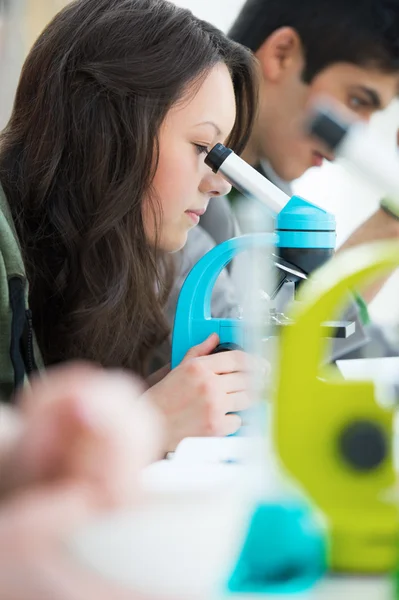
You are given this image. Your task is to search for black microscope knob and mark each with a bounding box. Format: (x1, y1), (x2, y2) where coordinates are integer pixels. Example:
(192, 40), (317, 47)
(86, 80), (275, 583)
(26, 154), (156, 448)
(212, 343), (243, 354)
(338, 420), (388, 471)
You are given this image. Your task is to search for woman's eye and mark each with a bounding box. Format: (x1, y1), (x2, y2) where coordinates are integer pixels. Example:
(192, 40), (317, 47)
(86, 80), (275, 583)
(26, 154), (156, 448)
(194, 144), (209, 155)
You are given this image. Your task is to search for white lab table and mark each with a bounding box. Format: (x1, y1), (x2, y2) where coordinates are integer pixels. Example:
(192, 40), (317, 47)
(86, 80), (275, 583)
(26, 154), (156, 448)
(227, 579), (392, 599)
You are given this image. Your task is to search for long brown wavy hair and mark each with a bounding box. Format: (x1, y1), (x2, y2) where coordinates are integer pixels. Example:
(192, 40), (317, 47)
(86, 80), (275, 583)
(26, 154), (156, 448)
(0, 0), (257, 376)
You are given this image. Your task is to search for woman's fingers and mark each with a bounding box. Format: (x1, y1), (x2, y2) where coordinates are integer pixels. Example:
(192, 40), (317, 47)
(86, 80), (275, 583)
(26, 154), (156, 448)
(226, 391), (253, 413)
(200, 350), (252, 374)
(218, 372), (249, 394)
(182, 333), (220, 361)
(200, 350), (270, 377)
(219, 413), (242, 437)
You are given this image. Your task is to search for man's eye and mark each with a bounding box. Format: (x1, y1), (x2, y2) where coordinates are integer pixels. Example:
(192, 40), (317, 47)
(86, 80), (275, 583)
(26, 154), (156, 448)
(348, 96), (370, 110)
(194, 144), (209, 155)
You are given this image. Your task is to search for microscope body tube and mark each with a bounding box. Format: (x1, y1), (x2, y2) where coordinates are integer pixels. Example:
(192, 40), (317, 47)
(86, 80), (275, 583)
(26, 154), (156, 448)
(205, 144), (289, 215)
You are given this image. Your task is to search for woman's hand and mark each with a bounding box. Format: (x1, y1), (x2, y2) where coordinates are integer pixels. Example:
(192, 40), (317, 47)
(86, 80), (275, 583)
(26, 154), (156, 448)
(144, 334), (268, 451)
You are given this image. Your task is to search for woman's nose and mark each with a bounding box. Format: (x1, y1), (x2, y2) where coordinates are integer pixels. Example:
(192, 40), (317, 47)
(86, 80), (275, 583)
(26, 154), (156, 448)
(199, 172), (232, 197)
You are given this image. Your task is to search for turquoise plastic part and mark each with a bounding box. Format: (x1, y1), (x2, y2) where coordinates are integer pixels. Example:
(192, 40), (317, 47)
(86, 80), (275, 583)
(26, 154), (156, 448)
(277, 229), (336, 249)
(171, 196), (335, 367)
(171, 233), (276, 368)
(277, 196), (336, 231)
(276, 195), (336, 250)
(227, 501), (327, 595)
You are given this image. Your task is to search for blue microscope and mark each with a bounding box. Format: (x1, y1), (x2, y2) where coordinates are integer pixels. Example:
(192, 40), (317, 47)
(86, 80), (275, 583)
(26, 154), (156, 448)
(171, 143), (348, 368)
(170, 145), (333, 594)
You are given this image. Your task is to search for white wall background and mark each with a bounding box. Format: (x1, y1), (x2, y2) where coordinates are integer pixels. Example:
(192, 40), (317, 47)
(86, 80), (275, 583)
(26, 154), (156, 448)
(171, 0), (244, 30)
(172, 0), (399, 325)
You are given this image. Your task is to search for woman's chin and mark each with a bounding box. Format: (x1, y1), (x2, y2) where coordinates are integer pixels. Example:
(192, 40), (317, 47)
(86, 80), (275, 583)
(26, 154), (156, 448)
(162, 231), (189, 254)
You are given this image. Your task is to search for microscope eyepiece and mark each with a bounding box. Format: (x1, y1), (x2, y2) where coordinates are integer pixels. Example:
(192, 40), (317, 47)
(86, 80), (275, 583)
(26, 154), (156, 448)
(205, 143), (232, 173)
(204, 143), (293, 214)
(307, 103), (399, 200)
(307, 108), (348, 151)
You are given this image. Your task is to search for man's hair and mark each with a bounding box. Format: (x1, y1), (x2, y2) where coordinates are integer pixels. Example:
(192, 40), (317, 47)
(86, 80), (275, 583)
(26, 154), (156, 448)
(230, 0), (399, 82)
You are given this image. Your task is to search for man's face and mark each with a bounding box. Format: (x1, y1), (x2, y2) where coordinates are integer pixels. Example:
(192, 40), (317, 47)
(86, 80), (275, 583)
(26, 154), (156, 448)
(256, 57), (399, 181)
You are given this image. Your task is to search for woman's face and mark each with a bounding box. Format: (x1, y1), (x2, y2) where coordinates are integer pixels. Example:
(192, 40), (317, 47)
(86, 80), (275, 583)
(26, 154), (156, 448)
(143, 63), (237, 252)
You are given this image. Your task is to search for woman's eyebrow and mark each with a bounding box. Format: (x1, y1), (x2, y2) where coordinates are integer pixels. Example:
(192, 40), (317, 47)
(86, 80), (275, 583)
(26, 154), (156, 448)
(194, 121), (222, 135)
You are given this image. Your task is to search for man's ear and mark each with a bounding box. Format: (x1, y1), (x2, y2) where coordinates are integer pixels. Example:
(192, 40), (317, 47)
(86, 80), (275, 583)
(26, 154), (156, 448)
(255, 27), (304, 83)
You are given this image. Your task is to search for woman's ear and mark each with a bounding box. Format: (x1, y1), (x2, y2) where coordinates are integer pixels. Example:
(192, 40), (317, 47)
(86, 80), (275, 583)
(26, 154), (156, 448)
(255, 26), (304, 84)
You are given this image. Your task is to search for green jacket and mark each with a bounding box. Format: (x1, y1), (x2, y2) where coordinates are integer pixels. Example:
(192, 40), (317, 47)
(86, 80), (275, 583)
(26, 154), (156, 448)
(0, 185), (42, 401)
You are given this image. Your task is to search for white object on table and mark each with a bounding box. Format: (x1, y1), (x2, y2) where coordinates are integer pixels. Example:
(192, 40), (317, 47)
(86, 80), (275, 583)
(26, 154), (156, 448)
(171, 436), (266, 465)
(337, 357), (399, 383)
(69, 462), (259, 599)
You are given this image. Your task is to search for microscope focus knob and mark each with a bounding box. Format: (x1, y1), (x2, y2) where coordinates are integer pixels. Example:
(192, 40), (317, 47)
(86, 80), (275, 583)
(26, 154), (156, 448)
(338, 420), (388, 471)
(212, 343), (243, 354)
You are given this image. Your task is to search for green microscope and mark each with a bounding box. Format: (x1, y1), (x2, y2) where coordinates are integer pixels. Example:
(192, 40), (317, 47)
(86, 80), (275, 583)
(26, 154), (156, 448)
(274, 239), (399, 573)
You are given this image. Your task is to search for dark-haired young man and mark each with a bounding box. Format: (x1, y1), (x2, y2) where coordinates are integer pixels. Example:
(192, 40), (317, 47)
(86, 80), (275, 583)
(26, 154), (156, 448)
(168, 0), (399, 359)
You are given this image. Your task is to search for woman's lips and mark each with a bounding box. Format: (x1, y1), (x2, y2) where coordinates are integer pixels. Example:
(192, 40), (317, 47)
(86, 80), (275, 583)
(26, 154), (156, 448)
(185, 208), (206, 224)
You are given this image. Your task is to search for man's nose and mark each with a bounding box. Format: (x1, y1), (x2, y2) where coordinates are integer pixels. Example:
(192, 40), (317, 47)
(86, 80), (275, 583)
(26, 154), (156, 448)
(356, 111), (372, 124)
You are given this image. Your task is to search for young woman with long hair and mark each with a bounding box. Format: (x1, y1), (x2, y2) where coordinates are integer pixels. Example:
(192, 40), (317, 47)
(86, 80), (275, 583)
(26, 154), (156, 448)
(0, 0), (259, 450)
